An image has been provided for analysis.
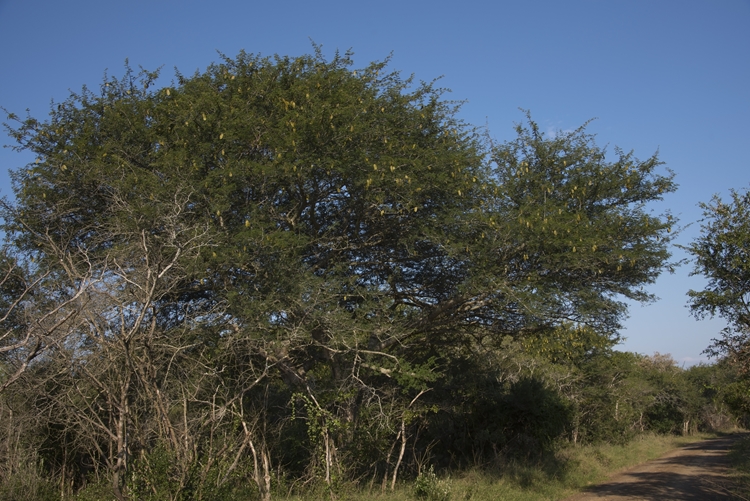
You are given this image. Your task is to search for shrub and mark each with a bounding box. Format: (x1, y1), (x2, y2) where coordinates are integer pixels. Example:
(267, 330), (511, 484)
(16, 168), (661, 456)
(413, 465), (451, 501)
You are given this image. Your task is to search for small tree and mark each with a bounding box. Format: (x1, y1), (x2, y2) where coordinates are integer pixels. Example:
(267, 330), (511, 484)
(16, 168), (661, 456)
(687, 186), (750, 372)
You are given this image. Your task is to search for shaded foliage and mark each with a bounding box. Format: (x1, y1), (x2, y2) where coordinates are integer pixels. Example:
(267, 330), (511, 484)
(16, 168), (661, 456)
(0, 49), (719, 500)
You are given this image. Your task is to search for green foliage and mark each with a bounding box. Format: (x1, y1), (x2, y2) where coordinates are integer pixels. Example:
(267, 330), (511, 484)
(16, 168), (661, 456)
(413, 466), (451, 501)
(499, 377), (573, 454)
(0, 48), (685, 498)
(73, 482), (118, 501)
(520, 323), (613, 365)
(0, 461), (58, 501)
(729, 433), (750, 499)
(480, 115), (676, 340)
(687, 186), (750, 372)
(127, 444), (183, 501)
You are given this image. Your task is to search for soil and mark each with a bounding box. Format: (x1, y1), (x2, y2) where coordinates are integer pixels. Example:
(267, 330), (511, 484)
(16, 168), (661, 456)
(562, 434), (747, 500)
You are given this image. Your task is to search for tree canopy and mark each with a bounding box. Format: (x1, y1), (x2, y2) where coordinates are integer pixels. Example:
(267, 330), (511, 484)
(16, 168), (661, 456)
(688, 186), (750, 372)
(0, 50), (680, 499)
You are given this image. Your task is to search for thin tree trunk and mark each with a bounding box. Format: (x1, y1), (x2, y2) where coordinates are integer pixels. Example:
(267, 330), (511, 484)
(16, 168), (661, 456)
(391, 418), (407, 490)
(261, 445), (272, 501)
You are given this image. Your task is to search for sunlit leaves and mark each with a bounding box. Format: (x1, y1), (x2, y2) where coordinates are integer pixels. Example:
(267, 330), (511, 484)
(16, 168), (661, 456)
(469, 115), (677, 338)
(687, 186), (750, 371)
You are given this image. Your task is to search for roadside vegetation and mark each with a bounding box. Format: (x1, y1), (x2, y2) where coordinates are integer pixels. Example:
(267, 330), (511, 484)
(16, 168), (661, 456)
(728, 434), (750, 500)
(0, 49), (747, 500)
(339, 432), (718, 501)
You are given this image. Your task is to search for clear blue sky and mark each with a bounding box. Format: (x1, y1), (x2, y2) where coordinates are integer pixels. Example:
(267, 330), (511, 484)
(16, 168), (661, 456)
(1, 0), (748, 364)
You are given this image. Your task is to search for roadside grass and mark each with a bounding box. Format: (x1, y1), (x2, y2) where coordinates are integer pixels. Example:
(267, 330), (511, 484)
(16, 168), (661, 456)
(66, 432), (722, 501)
(727, 432), (750, 499)
(292, 432), (716, 501)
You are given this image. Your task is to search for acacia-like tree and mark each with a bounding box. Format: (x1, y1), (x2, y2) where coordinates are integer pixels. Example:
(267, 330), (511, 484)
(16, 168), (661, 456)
(1, 49), (678, 498)
(688, 186), (750, 372)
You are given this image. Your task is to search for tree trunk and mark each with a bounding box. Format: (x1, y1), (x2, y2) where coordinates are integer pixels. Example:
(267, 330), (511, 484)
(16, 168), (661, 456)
(391, 419), (407, 490)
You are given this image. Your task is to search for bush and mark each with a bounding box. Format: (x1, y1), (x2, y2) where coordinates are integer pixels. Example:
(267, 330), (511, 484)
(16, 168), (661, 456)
(413, 465), (451, 501)
(0, 462), (58, 501)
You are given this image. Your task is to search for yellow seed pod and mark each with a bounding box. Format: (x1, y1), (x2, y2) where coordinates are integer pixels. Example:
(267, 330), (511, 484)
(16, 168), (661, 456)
(202, 113), (207, 121)
(245, 220), (250, 227)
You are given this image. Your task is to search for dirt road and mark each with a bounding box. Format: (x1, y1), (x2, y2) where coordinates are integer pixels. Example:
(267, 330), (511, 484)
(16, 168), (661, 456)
(563, 434), (745, 500)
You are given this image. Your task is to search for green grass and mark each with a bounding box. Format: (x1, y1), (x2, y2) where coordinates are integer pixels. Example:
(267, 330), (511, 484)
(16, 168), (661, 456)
(727, 432), (750, 499)
(310, 433), (717, 501)
(0, 432), (726, 501)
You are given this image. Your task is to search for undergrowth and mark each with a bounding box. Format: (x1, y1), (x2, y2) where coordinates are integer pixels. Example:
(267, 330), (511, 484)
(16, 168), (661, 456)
(727, 432), (750, 499)
(334, 432), (715, 501)
(2, 433), (720, 501)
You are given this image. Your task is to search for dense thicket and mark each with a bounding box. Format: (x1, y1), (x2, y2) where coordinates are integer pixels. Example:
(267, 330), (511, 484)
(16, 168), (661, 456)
(0, 50), (740, 500)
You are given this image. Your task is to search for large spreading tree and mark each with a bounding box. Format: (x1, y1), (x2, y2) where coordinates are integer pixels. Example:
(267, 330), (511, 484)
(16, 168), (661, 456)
(1, 49), (677, 498)
(688, 186), (750, 372)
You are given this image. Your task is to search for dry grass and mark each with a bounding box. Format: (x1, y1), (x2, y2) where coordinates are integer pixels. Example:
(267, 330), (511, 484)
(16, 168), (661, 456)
(325, 433), (716, 501)
(727, 432), (750, 500)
